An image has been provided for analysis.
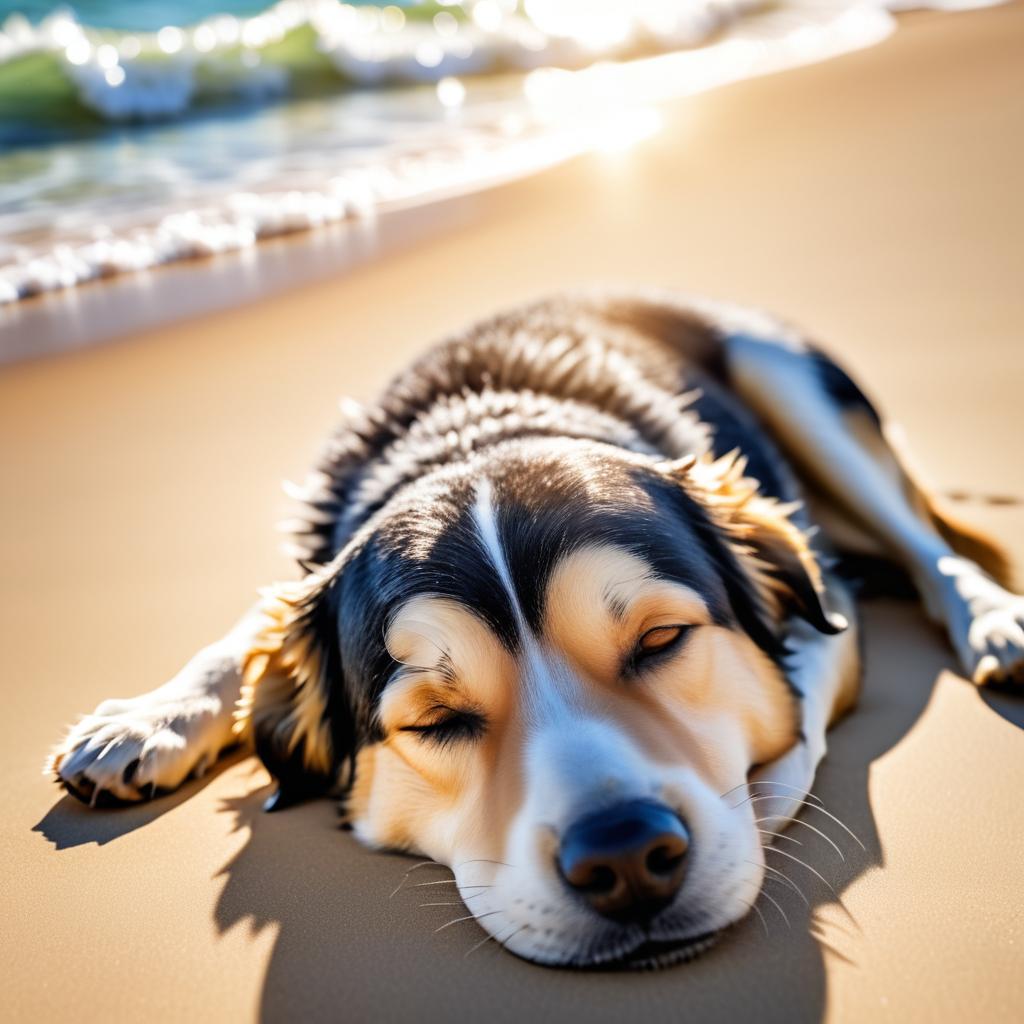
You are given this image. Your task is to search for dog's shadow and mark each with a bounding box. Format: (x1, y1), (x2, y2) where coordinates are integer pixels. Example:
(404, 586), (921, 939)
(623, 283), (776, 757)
(209, 599), (1023, 1023)
(34, 600), (1022, 1023)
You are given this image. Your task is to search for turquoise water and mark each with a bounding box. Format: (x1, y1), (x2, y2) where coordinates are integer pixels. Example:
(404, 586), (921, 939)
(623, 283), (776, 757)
(4, 2), (292, 31)
(0, 1), (458, 142)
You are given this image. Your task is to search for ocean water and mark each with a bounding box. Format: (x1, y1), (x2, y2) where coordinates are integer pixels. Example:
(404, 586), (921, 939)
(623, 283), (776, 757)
(2, 1), (269, 31)
(0, 0), (992, 310)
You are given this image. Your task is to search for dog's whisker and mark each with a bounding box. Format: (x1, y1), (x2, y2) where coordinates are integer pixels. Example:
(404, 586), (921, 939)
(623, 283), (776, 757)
(456, 859), (513, 869)
(407, 879), (493, 890)
(730, 789), (806, 810)
(755, 860), (811, 908)
(757, 828), (802, 847)
(764, 847), (860, 932)
(727, 785), (824, 809)
(758, 888), (791, 930)
(736, 897), (770, 938)
(404, 860), (444, 874)
(497, 925), (527, 952)
(800, 804), (866, 853)
(720, 779), (824, 804)
(389, 860), (448, 898)
(769, 815), (846, 861)
(742, 859), (810, 916)
(420, 893), (486, 906)
(742, 795), (867, 852)
(764, 846), (836, 895)
(434, 909), (503, 934)
(464, 931), (498, 959)
(729, 792), (768, 810)
(464, 918), (514, 959)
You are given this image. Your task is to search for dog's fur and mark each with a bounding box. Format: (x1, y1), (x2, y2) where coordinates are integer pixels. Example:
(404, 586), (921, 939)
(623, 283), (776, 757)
(48, 289), (1024, 968)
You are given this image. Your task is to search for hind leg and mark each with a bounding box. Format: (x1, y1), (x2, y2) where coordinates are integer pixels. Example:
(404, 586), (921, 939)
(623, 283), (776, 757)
(722, 320), (1023, 685)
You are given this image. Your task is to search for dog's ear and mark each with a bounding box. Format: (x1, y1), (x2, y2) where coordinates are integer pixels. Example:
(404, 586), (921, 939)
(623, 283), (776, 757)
(664, 451), (846, 638)
(236, 568), (354, 811)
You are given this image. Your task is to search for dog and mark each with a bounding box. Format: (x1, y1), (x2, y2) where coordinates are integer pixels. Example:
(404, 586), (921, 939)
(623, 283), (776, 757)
(48, 289), (1024, 968)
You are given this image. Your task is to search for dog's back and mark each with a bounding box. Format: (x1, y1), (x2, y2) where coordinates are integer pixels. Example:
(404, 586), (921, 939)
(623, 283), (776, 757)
(290, 292), (805, 568)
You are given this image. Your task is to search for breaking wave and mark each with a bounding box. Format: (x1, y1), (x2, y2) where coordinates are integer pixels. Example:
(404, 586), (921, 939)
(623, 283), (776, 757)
(0, 0), (754, 130)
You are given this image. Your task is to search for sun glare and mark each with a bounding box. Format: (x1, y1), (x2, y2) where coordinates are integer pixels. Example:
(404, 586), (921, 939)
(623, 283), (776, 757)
(592, 108), (663, 153)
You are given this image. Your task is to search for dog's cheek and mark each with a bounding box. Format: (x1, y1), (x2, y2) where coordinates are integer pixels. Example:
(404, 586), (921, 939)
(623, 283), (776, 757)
(677, 628), (799, 769)
(345, 742), (451, 854)
(738, 660), (801, 768)
(345, 743), (415, 851)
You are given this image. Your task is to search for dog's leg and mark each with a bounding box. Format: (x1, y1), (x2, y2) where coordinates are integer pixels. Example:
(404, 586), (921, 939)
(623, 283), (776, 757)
(723, 326), (1023, 685)
(47, 607), (262, 805)
(749, 577), (860, 832)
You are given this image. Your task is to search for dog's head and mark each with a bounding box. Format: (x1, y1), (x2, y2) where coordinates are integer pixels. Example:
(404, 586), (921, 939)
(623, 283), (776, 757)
(243, 438), (842, 967)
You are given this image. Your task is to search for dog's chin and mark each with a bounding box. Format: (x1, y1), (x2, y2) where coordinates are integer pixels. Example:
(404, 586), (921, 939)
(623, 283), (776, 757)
(593, 930), (723, 971)
(517, 929), (723, 971)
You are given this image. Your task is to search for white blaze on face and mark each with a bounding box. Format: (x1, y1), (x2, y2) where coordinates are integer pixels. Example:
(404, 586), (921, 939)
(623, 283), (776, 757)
(472, 487), (657, 822)
(471, 478), (585, 725)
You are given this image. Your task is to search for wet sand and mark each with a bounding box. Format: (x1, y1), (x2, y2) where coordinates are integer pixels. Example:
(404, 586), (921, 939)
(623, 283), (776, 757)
(3, 5), (1024, 1022)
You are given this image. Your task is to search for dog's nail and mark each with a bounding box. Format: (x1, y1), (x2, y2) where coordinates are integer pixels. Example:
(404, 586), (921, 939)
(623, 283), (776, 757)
(973, 655), (1000, 684)
(63, 777), (93, 805)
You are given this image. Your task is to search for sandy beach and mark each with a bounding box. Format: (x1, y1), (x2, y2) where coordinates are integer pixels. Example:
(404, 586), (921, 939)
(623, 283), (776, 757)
(2, 4), (1024, 1021)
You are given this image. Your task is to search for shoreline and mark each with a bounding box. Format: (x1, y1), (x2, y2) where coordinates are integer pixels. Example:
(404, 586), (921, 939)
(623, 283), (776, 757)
(0, 179), (521, 365)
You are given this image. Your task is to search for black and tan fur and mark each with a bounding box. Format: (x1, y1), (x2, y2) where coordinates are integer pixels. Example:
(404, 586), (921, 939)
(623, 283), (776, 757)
(48, 289), (1024, 968)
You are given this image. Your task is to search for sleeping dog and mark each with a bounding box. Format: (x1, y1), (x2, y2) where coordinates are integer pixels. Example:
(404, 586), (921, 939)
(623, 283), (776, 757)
(48, 290), (1024, 968)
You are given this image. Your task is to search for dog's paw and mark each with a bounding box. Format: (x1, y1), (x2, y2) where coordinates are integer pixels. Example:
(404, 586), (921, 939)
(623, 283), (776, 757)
(965, 598), (1024, 686)
(48, 691), (225, 806)
(932, 556), (1024, 686)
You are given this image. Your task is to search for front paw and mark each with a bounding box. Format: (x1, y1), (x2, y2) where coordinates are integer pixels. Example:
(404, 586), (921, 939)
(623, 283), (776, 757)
(47, 693), (222, 806)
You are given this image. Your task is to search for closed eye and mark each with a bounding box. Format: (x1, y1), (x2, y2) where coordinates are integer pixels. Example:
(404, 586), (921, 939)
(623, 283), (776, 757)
(399, 707), (486, 748)
(625, 624), (694, 675)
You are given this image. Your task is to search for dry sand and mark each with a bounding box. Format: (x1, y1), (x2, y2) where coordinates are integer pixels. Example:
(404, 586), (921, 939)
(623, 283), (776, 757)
(2, 6), (1024, 1022)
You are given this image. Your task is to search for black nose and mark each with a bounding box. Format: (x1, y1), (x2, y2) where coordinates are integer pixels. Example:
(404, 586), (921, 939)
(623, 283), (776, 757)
(557, 800), (690, 924)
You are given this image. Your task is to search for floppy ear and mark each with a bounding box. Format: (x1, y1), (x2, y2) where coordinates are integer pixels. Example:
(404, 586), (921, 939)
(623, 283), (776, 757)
(665, 451), (846, 637)
(235, 568), (354, 811)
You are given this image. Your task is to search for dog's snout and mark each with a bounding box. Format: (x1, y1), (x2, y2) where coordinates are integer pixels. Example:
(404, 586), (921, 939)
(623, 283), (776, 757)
(557, 800), (689, 923)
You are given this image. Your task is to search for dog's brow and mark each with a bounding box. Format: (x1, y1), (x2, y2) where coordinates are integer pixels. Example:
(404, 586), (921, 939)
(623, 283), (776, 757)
(602, 584), (633, 621)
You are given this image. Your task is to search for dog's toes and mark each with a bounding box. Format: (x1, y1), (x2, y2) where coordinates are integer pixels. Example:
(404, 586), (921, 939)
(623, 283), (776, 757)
(60, 770), (96, 805)
(47, 705), (201, 807)
(50, 732), (147, 805)
(966, 604), (1024, 686)
(971, 652), (1024, 687)
(972, 654), (1002, 685)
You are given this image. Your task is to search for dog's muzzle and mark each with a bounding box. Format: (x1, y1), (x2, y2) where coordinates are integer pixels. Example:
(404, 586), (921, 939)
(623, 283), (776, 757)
(557, 799), (690, 924)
